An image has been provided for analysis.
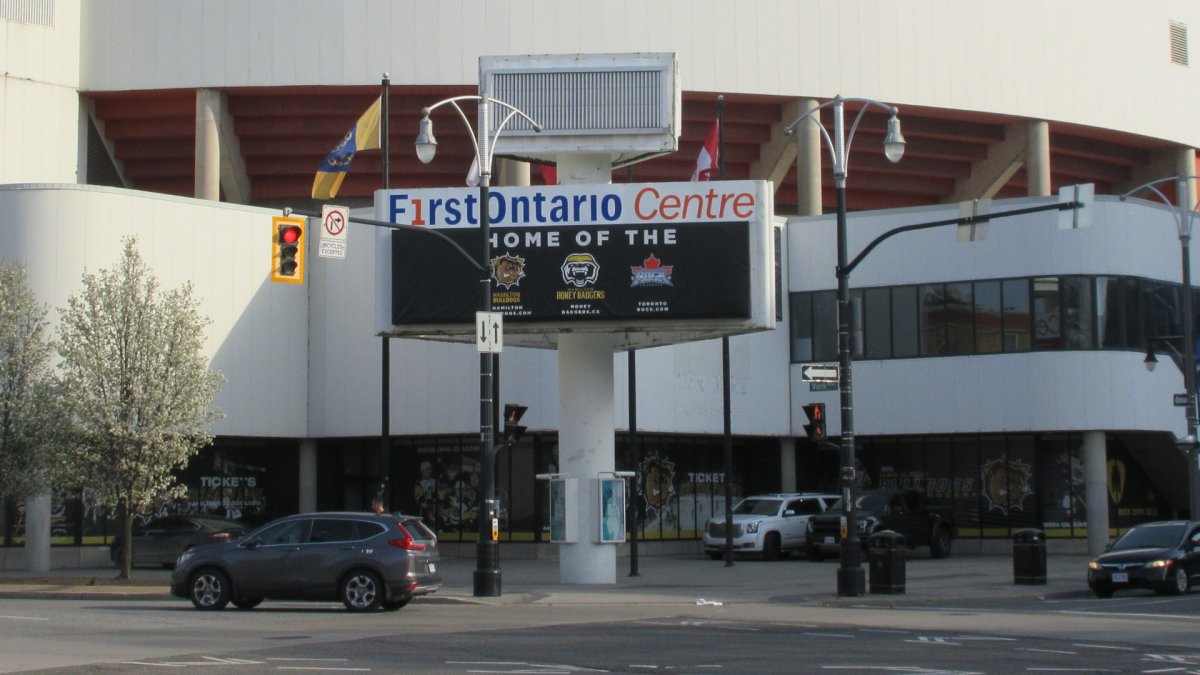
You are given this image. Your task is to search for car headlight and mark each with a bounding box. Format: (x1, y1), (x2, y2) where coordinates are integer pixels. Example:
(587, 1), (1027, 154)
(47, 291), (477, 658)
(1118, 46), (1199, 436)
(745, 521), (760, 534)
(1087, 561), (1101, 570)
(1147, 559), (1172, 568)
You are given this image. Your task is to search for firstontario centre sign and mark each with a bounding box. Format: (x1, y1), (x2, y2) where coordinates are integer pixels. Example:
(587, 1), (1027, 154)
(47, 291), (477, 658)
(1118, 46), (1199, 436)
(374, 180), (775, 348)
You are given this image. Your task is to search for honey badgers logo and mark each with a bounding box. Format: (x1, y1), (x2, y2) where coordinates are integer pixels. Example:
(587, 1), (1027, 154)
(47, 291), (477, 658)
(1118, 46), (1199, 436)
(561, 253), (600, 287)
(490, 254), (526, 289)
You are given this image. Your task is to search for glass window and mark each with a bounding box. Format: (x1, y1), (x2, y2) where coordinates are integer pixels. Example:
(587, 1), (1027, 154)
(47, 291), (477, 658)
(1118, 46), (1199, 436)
(945, 282), (974, 355)
(864, 287), (892, 359)
(1098, 277), (1141, 349)
(309, 519), (361, 543)
(1032, 277), (1061, 350)
(1144, 279), (1180, 342)
(920, 283), (947, 356)
(1002, 279), (1030, 352)
(813, 291), (837, 362)
(1061, 277), (1095, 349)
(255, 519), (311, 546)
(789, 293), (813, 363)
(892, 286), (919, 357)
(975, 281), (1002, 354)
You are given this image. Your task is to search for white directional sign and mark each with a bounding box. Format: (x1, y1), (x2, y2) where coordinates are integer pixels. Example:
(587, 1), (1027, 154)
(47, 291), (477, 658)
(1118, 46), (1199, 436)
(318, 205), (348, 259)
(477, 311), (503, 353)
(801, 363), (839, 383)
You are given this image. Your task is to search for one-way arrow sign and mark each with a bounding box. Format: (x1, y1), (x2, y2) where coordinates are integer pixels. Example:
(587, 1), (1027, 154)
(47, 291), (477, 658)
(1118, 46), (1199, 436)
(801, 363), (839, 383)
(477, 311), (503, 353)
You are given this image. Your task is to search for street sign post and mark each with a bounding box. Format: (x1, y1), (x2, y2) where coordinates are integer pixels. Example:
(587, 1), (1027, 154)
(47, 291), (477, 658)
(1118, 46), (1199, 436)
(801, 363), (839, 383)
(477, 311), (503, 353)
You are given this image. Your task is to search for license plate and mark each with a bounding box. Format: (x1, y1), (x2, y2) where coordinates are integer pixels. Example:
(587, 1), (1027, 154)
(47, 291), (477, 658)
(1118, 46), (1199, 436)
(824, 536), (835, 544)
(428, 562), (437, 574)
(1111, 571), (1128, 584)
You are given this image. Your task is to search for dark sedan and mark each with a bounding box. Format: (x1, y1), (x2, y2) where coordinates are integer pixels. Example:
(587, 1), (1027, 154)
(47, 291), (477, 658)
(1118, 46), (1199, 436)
(170, 512), (441, 612)
(1087, 520), (1200, 598)
(111, 515), (246, 569)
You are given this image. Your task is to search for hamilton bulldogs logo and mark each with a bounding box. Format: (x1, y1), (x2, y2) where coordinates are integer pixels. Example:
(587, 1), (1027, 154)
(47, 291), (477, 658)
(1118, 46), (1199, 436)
(981, 456), (1034, 515)
(490, 254), (526, 289)
(561, 253), (600, 287)
(630, 253), (674, 287)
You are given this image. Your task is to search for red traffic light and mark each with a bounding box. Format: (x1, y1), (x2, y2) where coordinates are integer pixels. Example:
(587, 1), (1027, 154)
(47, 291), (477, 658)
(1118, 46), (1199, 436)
(279, 224), (302, 245)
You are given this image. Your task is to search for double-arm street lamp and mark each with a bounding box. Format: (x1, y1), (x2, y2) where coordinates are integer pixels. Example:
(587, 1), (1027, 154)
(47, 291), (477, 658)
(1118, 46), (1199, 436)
(785, 96), (906, 597)
(415, 94), (542, 597)
(1123, 175), (1200, 520)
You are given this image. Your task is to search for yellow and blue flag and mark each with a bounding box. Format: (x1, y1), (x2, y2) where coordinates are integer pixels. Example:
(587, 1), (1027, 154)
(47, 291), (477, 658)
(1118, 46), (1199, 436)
(312, 96), (382, 200)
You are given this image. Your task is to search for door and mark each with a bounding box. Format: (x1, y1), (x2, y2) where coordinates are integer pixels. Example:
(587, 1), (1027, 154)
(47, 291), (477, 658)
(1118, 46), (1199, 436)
(781, 498), (823, 549)
(231, 518), (312, 597)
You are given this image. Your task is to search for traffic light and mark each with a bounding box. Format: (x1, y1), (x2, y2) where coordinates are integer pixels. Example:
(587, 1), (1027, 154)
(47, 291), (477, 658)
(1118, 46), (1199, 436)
(271, 215), (306, 284)
(502, 403), (528, 447)
(802, 403), (826, 440)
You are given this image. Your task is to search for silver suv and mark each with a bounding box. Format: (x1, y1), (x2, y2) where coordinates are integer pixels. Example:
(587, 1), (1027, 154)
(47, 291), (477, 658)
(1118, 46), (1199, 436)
(170, 512), (441, 612)
(703, 493), (839, 560)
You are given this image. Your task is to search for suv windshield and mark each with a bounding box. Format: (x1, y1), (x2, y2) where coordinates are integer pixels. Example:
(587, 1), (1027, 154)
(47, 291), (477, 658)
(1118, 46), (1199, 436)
(732, 499), (783, 516)
(1111, 523), (1184, 551)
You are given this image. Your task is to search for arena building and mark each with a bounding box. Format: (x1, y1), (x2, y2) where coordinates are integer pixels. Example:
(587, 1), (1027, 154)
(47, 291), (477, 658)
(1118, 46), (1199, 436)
(2, 1), (1199, 567)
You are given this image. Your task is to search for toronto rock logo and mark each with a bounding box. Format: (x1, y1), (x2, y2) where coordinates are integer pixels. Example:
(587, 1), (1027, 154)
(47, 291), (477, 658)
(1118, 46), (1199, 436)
(630, 253), (673, 287)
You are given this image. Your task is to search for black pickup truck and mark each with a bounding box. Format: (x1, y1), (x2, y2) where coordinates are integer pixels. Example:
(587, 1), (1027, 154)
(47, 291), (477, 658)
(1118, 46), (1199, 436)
(806, 489), (956, 559)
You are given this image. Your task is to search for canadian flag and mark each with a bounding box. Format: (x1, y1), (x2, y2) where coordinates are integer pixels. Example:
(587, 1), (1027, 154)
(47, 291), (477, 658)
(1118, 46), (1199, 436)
(691, 119), (720, 181)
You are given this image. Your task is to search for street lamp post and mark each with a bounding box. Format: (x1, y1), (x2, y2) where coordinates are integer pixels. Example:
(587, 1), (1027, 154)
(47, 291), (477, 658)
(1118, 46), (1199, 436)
(785, 96), (905, 596)
(1122, 175), (1200, 521)
(415, 94), (542, 597)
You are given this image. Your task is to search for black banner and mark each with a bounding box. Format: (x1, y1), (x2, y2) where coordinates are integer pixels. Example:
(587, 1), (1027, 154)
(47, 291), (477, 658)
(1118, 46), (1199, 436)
(392, 221), (751, 325)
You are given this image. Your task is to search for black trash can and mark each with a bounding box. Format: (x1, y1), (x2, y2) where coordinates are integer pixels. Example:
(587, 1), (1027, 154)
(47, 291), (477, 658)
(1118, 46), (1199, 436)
(1012, 528), (1046, 585)
(868, 530), (906, 594)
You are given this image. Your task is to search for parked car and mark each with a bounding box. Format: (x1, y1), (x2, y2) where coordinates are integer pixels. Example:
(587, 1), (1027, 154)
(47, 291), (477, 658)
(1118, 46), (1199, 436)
(703, 493), (839, 560)
(807, 489), (956, 560)
(170, 511), (441, 612)
(110, 515), (247, 569)
(1087, 520), (1200, 598)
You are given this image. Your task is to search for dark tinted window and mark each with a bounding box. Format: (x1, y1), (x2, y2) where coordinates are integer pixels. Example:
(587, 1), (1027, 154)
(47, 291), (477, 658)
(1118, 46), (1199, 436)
(256, 519), (310, 545)
(864, 287), (892, 358)
(892, 286), (919, 357)
(1002, 278), (1030, 352)
(790, 499), (822, 515)
(310, 519), (362, 543)
(975, 281), (1002, 354)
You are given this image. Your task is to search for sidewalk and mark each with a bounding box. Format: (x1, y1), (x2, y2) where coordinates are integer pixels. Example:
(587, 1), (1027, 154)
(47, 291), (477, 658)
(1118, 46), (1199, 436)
(0, 551), (1093, 606)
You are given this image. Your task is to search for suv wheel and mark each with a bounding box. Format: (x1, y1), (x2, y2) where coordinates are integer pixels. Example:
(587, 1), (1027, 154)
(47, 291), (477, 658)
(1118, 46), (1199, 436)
(341, 570), (384, 612)
(189, 568), (231, 610)
(762, 532), (782, 561)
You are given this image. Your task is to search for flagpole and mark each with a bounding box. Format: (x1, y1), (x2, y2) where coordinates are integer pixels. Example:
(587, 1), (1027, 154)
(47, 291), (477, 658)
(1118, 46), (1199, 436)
(380, 73), (392, 512)
(712, 95), (737, 568)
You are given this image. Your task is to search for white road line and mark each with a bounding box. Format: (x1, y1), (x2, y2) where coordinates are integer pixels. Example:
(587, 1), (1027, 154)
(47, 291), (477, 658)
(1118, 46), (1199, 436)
(1071, 644), (1136, 651)
(275, 668), (369, 673)
(0, 614), (50, 621)
(803, 632), (855, 638)
(1060, 610), (1200, 621)
(1016, 648), (1077, 655)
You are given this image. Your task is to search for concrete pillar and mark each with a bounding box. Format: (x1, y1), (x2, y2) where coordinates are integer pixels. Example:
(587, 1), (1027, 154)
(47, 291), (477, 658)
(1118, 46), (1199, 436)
(557, 153), (611, 185)
(1175, 147), (1197, 209)
(779, 438), (797, 492)
(795, 98), (822, 217)
(24, 493), (51, 573)
(496, 158), (531, 187)
(1083, 431), (1109, 558)
(557, 334), (618, 584)
(299, 439), (318, 513)
(1026, 120), (1051, 197)
(194, 89), (221, 200)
